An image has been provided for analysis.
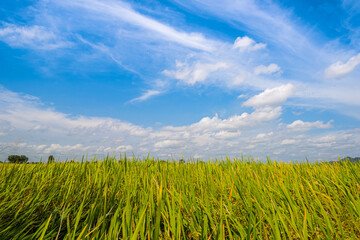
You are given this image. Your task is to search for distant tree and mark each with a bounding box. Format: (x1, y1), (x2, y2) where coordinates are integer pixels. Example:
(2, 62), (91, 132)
(341, 156), (360, 163)
(7, 155), (28, 163)
(47, 155), (55, 164)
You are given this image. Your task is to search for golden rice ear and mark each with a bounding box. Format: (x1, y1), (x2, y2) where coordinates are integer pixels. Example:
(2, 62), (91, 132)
(1, 155), (358, 239)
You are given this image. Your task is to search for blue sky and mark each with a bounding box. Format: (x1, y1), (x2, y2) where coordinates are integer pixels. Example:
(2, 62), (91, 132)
(1, 0), (360, 161)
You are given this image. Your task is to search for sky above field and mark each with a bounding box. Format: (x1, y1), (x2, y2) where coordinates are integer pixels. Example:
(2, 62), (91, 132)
(1, 0), (360, 161)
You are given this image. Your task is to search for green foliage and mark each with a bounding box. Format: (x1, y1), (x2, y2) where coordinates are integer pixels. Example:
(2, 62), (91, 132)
(342, 156), (360, 163)
(7, 155), (28, 163)
(328, 156), (360, 165)
(0, 156), (360, 239)
(47, 155), (54, 164)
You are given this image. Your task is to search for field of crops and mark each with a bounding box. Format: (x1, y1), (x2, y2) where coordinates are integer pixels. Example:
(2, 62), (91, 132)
(0, 156), (359, 239)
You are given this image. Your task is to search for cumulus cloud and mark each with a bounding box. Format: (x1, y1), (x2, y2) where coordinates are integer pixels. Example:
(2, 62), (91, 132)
(154, 140), (183, 149)
(163, 61), (229, 85)
(0, 24), (70, 50)
(324, 53), (360, 78)
(243, 83), (295, 108)
(255, 132), (273, 140)
(287, 120), (333, 132)
(173, 106), (281, 133)
(254, 63), (281, 75)
(1, 87), (358, 162)
(214, 131), (242, 139)
(233, 36), (266, 51)
(0, 86), (284, 159)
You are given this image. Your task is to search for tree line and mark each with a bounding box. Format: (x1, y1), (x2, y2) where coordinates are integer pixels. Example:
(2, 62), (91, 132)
(2, 155), (54, 163)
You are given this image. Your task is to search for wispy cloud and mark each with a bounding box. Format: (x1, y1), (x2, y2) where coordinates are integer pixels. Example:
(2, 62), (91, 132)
(171, 0), (316, 57)
(55, 0), (219, 52)
(0, 23), (71, 50)
(163, 61), (229, 85)
(128, 90), (162, 103)
(15, 0), (360, 113)
(77, 35), (143, 76)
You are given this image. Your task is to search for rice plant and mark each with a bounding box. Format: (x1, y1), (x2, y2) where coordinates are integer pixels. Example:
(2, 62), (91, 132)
(0, 156), (359, 239)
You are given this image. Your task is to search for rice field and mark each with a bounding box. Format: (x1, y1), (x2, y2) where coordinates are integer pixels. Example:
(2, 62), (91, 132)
(0, 156), (359, 239)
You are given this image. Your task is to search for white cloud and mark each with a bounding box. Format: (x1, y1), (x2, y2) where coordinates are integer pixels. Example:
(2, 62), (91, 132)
(0, 0), (360, 162)
(0, 24), (70, 50)
(281, 139), (296, 145)
(231, 75), (246, 86)
(255, 132), (273, 140)
(0, 86), (285, 159)
(214, 131), (242, 139)
(35, 145), (47, 151)
(165, 0), (360, 115)
(324, 53), (360, 78)
(43, 0), (295, 95)
(233, 36), (266, 51)
(237, 94), (247, 99)
(77, 36), (142, 75)
(0, 87), (152, 136)
(318, 135), (336, 142)
(115, 145), (133, 152)
(129, 90), (162, 103)
(244, 144), (256, 149)
(287, 120), (333, 132)
(8, 0), (359, 129)
(154, 140), (183, 149)
(243, 84), (295, 108)
(183, 107), (282, 132)
(1, 87), (359, 162)
(30, 0), (360, 116)
(59, 0), (219, 52)
(254, 63), (281, 75)
(171, 0), (317, 59)
(44, 144), (90, 154)
(163, 61), (229, 85)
